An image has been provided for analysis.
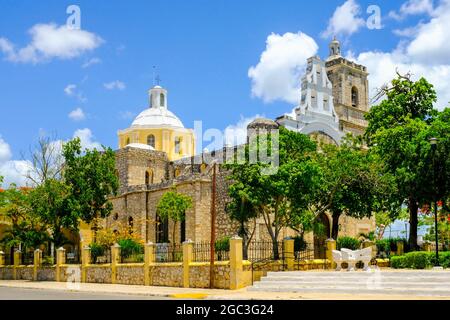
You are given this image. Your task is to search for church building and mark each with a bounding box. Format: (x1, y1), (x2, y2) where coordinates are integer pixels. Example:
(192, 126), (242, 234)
(79, 38), (375, 258)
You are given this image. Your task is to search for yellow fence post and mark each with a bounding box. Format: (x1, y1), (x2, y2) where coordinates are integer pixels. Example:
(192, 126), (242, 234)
(33, 249), (42, 281)
(0, 251), (4, 267)
(111, 243), (121, 284)
(81, 246), (91, 283)
(396, 241), (404, 256)
(144, 242), (155, 286)
(183, 240), (194, 288)
(55, 247), (66, 282)
(283, 238), (295, 271)
(230, 236), (243, 290)
(325, 239), (336, 270)
(13, 250), (22, 280)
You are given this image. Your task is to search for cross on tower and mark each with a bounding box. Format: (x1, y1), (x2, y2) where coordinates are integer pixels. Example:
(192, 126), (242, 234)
(152, 66), (162, 86)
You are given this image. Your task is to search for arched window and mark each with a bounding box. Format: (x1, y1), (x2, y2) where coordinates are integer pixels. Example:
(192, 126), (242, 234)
(145, 170), (153, 185)
(174, 137), (181, 154)
(351, 87), (359, 107)
(160, 93), (165, 107)
(147, 134), (155, 148)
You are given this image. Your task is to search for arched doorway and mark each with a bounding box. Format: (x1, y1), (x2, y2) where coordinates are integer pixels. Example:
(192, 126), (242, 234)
(313, 213), (331, 259)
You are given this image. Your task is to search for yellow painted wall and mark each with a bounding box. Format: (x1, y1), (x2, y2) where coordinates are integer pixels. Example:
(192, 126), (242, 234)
(118, 128), (195, 161)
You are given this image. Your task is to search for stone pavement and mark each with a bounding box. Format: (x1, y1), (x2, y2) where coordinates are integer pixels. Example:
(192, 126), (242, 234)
(1, 269), (450, 300)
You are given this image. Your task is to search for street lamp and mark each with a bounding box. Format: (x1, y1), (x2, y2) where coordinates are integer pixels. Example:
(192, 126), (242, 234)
(429, 137), (440, 267)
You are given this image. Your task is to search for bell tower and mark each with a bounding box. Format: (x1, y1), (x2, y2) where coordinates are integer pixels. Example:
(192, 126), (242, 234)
(326, 38), (369, 136)
(148, 85), (167, 109)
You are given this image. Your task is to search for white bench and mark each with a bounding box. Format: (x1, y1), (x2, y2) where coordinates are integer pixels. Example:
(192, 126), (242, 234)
(332, 247), (372, 271)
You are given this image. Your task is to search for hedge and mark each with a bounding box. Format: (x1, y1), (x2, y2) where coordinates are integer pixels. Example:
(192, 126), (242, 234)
(390, 251), (450, 269)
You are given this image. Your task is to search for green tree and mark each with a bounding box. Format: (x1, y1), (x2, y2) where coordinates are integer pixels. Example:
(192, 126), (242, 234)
(156, 188), (192, 244)
(0, 185), (49, 250)
(62, 138), (119, 234)
(365, 73), (450, 249)
(226, 126), (320, 259)
(28, 179), (78, 248)
(312, 137), (399, 239)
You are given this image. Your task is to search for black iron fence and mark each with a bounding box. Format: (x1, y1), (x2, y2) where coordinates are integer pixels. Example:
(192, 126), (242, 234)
(21, 251), (35, 265)
(246, 240), (283, 262)
(193, 241), (230, 262)
(154, 243), (183, 263)
(3, 252), (13, 265)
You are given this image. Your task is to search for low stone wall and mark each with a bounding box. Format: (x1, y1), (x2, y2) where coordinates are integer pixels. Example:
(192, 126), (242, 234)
(0, 266), (13, 280)
(189, 262), (231, 289)
(15, 266), (33, 280)
(59, 265), (82, 282)
(149, 263), (183, 287)
(116, 264), (145, 285)
(85, 265), (112, 284)
(37, 266), (56, 281)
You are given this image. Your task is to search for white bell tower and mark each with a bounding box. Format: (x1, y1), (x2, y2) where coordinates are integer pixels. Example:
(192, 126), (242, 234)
(148, 85), (168, 109)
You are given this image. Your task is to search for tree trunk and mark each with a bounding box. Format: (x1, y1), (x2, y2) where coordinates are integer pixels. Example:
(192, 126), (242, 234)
(408, 198), (419, 251)
(331, 212), (340, 240)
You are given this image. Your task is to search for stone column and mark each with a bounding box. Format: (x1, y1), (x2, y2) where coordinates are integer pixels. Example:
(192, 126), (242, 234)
(230, 236), (243, 290)
(144, 242), (155, 286)
(325, 239), (336, 270)
(396, 241), (404, 256)
(283, 238), (295, 271)
(182, 240), (194, 288)
(55, 247), (66, 282)
(13, 250), (22, 280)
(0, 251), (5, 267)
(111, 243), (121, 284)
(81, 246), (91, 283)
(33, 249), (42, 281)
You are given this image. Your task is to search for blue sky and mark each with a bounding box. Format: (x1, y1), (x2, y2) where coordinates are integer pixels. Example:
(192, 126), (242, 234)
(1, 0), (449, 186)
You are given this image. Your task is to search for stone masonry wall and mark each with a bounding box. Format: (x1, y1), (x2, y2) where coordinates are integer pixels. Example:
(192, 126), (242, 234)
(85, 266), (112, 284)
(149, 263), (183, 287)
(116, 265), (145, 285)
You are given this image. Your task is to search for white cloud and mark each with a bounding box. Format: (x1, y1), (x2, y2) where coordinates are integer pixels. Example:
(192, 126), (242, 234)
(0, 136), (32, 187)
(406, 1), (450, 65)
(224, 114), (264, 146)
(0, 23), (103, 64)
(248, 32), (318, 104)
(322, 0), (365, 38)
(68, 107), (86, 121)
(354, 0), (450, 109)
(82, 57), (102, 68)
(64, 84), (77, 96)
(0, 136), (12, 163)
(104, 80), (126, 91)
(389, 0), (434, 20)
(64, 84), (86, 102)
(73, 128), (102, 150)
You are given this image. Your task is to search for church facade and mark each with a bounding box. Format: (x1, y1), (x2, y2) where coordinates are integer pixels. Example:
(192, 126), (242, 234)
(276, 38), (369, 145)
(84, 38), (375, 257)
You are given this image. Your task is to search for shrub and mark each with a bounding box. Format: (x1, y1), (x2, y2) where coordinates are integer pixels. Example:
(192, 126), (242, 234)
(293, 235), (308, 251)
(375, 239), (390, 253)
(118, 238), (143, 258)
(215, 237), (230, 252)
(90, 242), (106, 262)
(404, 252), (432, 269)
(390, 255), (406, 269)
(337, 237), (360, 250)
(42, 255), (54, 266)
